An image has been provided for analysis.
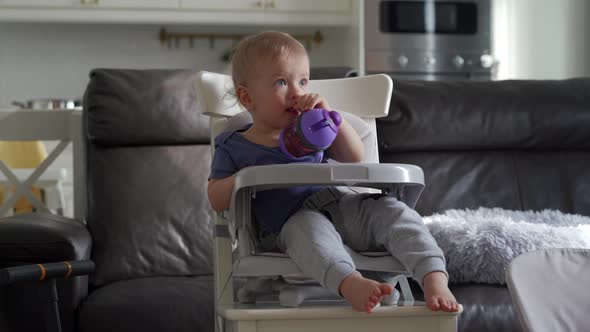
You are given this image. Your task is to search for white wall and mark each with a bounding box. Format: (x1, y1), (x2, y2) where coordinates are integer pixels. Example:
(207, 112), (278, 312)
(0, 23), (354, 217)
(0, 23), (352, 107)
(493, 0), (590, 79)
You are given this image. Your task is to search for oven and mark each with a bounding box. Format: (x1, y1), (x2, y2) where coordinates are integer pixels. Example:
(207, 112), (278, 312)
(364, 0), (495, 80)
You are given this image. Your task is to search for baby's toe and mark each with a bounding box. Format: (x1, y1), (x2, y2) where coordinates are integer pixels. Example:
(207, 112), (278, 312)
(372, 288), (382, 297)
(426, 297), (441, 311)
(451, 302), (459, 312)
(441, 299), (459, 312)
(368, 301), (381, 312)
(379, 284), (393, 295)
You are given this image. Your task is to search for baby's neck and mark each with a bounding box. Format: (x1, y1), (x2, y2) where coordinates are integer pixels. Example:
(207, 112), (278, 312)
(241, 125), (281, 148)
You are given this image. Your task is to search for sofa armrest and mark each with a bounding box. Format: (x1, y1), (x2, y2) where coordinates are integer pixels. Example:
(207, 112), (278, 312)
(0, 213), (91, 263)
(0, 213), (93, 331)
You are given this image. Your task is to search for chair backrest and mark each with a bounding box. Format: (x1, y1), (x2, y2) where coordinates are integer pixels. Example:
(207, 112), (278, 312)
(196, 71), (393, 164)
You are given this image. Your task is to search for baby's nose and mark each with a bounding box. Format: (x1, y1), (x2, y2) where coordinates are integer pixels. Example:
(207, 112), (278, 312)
(290, 88), (304, 100)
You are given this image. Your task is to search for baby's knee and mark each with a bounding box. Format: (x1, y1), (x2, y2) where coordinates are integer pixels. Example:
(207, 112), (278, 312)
(282, 209), (329, 234)
(367, 196), (408, 214)
(278, 209), (336, 251)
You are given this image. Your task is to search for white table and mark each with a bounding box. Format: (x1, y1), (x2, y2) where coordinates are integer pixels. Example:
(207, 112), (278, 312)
(507, 249), (590, 332)
(0, 109), (84, 220)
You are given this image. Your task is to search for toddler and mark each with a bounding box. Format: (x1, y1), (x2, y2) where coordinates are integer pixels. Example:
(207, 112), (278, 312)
(208, 31), (458, 313)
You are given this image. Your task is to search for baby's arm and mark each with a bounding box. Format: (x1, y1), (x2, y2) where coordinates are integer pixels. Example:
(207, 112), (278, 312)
(328, 119), (364, 163)
(208, 175), (236, 213)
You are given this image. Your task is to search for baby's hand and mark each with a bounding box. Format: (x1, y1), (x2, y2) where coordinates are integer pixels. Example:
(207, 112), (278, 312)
(295, 93), (331, 112)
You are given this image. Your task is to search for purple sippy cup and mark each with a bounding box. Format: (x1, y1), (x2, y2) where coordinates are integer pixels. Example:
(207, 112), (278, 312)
(279, 108), (342, 158)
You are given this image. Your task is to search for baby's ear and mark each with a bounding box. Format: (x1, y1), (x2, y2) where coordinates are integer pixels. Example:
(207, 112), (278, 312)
(236, 84), (254, 111)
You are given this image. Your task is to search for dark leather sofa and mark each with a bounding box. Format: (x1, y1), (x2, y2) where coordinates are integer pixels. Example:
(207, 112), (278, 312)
(1, 71), (588, 332)
(1, 69), (215, 332)
(377, 78), (590, 332)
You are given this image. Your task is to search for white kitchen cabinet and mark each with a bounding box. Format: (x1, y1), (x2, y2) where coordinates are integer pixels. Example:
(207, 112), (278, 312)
(179, 0), (265, 11)
(93, 0), (180, 9)
(180, 0), (350, 13)
(177, 0), (351, 25)
(0, 0), (70, 6)
(0, 0), (352, 26)
(0, 0), (179, 9)
(272, 0), (350, 12)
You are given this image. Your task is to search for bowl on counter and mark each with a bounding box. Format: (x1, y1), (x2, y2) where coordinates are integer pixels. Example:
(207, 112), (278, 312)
(12, 98), (82, 110)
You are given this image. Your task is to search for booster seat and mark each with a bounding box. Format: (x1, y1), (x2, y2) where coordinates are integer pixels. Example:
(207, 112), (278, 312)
(195, 71), (426, 310)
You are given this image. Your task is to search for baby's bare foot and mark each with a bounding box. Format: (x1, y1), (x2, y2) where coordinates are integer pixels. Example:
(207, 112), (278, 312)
(339, 272), (393, 313)
(423, 272), (460, 312)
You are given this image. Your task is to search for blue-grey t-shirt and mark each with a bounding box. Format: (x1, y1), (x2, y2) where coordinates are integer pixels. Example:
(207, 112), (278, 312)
(209, 125), (325, 233)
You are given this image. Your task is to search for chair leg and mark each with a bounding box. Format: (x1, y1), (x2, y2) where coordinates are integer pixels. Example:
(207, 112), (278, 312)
(237, 278), (269, 303)
(237, 277), (275, 303)
(397, 275), (414, 302)
(379, 275), (401, 305)
(279, 285), (333, 307)
(379, 274), (414, 305)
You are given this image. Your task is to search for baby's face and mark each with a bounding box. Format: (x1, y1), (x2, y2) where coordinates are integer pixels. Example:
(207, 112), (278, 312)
(246, 52), (310, 130)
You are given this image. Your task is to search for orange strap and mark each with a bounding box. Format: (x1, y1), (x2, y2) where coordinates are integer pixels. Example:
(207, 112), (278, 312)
(64, 262), (73, 278)
(38, 264), (46, 281)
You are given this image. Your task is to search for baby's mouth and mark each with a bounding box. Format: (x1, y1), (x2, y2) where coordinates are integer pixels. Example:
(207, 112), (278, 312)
(285, 107), (297, 113)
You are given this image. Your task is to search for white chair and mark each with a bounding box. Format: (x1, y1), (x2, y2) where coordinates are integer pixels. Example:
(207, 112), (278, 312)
(0, 168), (67, 216)
(0, 110), (85, 220)
(196, 71), (426, 310)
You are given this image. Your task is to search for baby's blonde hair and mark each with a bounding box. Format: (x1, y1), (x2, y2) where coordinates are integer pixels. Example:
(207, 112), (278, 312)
(230, 31), (307, 89)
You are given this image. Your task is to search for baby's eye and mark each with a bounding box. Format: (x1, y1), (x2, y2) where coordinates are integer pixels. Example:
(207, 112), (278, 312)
(275, 79), (287, 87)
(299, 79), (308, 87)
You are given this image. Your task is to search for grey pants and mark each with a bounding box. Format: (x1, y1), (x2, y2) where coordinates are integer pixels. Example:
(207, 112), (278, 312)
(275, 187), (447, 296)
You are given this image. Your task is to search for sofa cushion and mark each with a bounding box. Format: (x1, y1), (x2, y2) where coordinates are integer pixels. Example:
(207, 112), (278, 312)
(85, 69), (210, 146)
(406, 280), (522, 332)
(382, 149), (590, 217)
(378, 79), (590, 216)
(86, 145), (213, 286)
(78, 276), (214, 332)
(450, 284), (523, 332)
(379, 78), (590, 152)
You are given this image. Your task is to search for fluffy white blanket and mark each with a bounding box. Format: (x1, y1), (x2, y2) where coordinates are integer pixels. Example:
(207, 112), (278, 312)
(424, 207), (590, 284)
